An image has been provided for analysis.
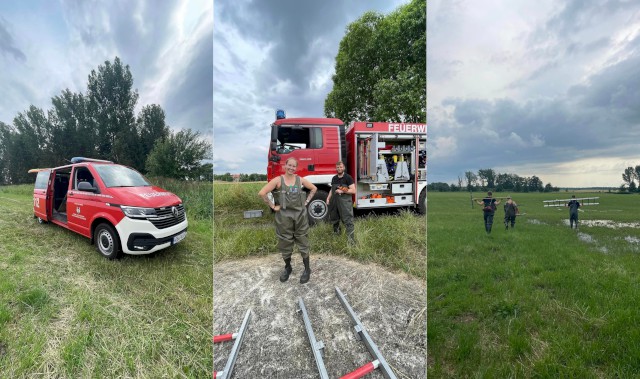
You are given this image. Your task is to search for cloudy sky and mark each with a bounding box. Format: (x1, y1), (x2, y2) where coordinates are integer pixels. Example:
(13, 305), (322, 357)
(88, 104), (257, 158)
(0, 0), (212, 140)
(213, 0), (408, 174)
(428, 0), (640, 188)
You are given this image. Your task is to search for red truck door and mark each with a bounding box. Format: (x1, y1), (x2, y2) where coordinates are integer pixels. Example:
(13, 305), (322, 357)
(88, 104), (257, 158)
(33, 170), (52, 221)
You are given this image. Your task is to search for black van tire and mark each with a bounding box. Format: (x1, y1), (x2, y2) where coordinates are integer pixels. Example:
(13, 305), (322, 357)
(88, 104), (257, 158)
(416, 188), (426, 215)
(307, 190), (329, 226)
(94, 223), (121, 259)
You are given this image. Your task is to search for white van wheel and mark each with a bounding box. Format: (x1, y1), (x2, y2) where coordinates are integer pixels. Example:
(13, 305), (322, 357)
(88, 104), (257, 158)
(94, 223), (121, 259)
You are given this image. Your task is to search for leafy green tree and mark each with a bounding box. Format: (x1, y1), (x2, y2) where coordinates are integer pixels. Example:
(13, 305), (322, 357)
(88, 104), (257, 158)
(465, 171), (477, 191)
(146, 129), (212, 180)
(478, 169), (496, 190)
(622, 166), (635, 188)
(136, 104), (170, 171)
(87, 57), (140, 167)
(49, 89), (94, 163)
(0, 122), (12, 184)
(325, 0), (425, 123)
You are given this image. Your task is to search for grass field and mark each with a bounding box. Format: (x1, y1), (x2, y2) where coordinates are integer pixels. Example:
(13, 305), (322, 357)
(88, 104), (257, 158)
(214, 181), (426, 279)
(0, 181), (212, 378)
(427, 191), (640, 377)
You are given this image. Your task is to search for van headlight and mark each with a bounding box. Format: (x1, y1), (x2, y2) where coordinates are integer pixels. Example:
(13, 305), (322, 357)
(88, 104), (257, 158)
(121, 206), (157, 219)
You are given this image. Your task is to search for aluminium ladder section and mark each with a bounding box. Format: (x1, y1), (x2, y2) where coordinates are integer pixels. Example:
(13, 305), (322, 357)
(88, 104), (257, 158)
(213, 308), (252, 379)
(335, 287), (397, 379)
(297, 298), (330, 379)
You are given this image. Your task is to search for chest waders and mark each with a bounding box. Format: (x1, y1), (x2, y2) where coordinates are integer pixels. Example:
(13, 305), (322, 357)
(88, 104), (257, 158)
(329, 185), (355, 244)
(272, 175), (311, 283)
(504, 203), (516, 230)
(482, 199), (495, 234)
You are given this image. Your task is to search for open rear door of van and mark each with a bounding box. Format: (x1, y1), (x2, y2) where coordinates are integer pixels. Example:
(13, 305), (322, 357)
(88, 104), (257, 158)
(31, 169), (52, 221)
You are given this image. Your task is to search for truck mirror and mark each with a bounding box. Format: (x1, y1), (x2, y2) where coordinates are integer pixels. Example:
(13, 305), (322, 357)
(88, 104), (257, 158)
(270, 125), (278, 142)
(78, 181), (97, 192)
(270, 141), (277, 151)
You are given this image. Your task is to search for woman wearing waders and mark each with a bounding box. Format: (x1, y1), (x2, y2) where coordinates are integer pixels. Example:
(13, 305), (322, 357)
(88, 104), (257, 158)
(259, 158), (317, 283)
(476, 191), (501, 234)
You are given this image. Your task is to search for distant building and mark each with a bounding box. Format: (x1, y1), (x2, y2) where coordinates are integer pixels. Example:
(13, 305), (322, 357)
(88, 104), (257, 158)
(232, 174), (241, 183)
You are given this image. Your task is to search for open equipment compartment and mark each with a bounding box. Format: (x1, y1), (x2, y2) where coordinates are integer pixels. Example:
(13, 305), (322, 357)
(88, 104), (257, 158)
(347, 122), (426, 211)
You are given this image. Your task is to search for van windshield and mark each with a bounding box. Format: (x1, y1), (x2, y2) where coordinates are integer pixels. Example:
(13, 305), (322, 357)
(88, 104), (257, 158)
(93, 165), (151, 188)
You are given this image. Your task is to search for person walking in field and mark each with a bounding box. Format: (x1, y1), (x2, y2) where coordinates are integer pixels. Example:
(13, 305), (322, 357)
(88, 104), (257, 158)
(503, 196), (518, 230)
(476, 191), (500, 234)
(566, 195), (581, 229)
(326, 161), (356, 244)
(258, 158), (317, 283)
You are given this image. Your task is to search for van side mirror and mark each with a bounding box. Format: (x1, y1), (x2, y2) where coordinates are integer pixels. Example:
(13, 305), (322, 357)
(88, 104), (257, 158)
(78, 181), (97, 192)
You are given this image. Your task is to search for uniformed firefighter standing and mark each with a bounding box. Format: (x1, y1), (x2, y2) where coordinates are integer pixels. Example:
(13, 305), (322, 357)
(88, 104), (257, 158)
(326, 161), (356, 244)
(503, 196), (518, 230)
(566, 195), (581, 229)
(259, 158), (317, 283)
(476, 191), (501, 234)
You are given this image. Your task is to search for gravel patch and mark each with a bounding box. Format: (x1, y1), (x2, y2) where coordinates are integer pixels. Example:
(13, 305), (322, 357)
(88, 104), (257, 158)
(214, 254), (426, 378)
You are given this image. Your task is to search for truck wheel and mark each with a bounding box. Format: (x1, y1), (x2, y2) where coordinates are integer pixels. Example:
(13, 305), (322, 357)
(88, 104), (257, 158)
(307, 190), (329, 226)
(416, 188), (426, 215)
(94, 223), (121, 259)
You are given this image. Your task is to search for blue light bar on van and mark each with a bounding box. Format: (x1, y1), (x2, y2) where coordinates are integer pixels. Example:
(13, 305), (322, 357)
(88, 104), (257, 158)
(275, 109), (286, 119)
(70, 157), (113, 164)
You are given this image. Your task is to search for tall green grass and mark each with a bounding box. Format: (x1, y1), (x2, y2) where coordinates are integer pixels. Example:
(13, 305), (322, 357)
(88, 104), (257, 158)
(214, 182), (426, 278)
(428, 191), (640, 377)
(148, 177), (213, 221)
(0, 182), (212, 377)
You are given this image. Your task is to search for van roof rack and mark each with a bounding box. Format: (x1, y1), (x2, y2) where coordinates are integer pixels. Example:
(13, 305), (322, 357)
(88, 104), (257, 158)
(70, 157), (113, 164)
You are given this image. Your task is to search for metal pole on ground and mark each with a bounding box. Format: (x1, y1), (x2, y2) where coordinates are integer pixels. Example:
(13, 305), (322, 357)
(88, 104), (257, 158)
(297, 298), (330, 379)
(335, 287), (397, 379)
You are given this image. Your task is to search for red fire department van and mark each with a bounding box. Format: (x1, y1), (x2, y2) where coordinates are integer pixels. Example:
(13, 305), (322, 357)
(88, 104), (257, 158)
(30, 157), (187, 259)
(267, 111), (426, 224)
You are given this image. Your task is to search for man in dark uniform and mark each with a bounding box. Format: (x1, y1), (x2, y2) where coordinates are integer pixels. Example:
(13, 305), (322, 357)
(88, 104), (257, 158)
(327, 161), (356, 244)
(503, 196), (518, 230)
(566, 195), (581, 229)
(476, 191), (501, 234)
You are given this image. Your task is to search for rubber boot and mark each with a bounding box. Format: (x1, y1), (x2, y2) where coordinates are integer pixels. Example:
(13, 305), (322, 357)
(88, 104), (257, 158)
(333, 225), (341, 235)
(300, 257), (311, 284)
(279, 258), (292, 282)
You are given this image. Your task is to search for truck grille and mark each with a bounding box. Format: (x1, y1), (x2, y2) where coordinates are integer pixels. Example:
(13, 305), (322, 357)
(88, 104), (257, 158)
(149, 204), (186, 229)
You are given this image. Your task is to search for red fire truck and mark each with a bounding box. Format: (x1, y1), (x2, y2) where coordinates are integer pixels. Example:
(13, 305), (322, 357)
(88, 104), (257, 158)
(30, 157), (188, 259)
(267, 112), (426, 224)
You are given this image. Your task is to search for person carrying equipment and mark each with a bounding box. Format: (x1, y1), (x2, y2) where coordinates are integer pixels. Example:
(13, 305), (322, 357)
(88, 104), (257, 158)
(476, 191), (501, 234)
(566, 195), (581, 230)
(503, 196), (518, 230)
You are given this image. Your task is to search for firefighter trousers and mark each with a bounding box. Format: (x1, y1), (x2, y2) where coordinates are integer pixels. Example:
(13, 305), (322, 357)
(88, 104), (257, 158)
(330, 194), (354, 241)
(275, 207), (310, 259)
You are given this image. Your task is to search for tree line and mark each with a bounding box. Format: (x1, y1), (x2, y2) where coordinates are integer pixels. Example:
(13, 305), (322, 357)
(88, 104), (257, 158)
(428, 169), (560, 193)
(214, 173), (267, 182)
(0, 57), (211, 185)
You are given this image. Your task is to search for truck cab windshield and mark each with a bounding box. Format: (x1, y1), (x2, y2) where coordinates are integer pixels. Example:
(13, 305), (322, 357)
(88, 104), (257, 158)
(94, 165), (151, 188)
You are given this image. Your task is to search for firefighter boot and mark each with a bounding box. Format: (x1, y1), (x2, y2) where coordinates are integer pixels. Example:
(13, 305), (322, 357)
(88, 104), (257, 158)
(300, 257), (311, 284)
(279, 258), (292, 282)
(333, 225), (341, 235)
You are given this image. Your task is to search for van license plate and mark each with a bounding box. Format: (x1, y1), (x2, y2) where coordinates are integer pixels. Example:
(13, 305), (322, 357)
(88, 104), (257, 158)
(173, 231), (187, 244)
